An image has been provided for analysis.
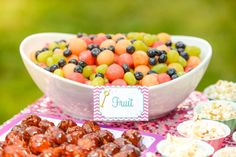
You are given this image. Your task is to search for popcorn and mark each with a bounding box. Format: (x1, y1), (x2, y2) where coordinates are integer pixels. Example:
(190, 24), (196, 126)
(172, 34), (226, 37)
(205, 80), (236, 101)
(180, 120), (226, 140)
(198, 101), (236, 120)
(160, 134), (209, 157)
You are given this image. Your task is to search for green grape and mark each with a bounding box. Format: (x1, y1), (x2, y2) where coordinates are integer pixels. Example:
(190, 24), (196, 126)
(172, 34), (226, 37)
(46, 57), (55, 66)
(127, 32), (143, 40)
(89, 73), (96, 81)
(37, 50), (53, 63)
(92, 77), (105, 86)
(143, 34), (157, 46)
(96, 64), (108, 74)
(133, 40), (148, 52)
(178, 56), (187, 67)
(48, 42), (58, 50)
(151, 64), (168, 73)
(167, 50), (179, 63)
(58, 41), (67, 49)
(82, 66), (93, 78)
(168, 63), (184, 73)
(54, 69), (64, 77)
(52, 53), (65, 63)
(185, 46), (201, 56)
(124, 72), (136, 85)
(129, 68), (134, 74)
(177, 71), (185, 76)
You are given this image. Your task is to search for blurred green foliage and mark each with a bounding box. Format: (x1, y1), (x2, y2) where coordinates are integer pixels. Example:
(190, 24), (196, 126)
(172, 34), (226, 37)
(0, 0), (236, 124)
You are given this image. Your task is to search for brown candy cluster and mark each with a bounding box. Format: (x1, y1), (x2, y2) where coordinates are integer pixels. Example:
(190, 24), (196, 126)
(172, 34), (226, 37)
(0, 115), (144, 157)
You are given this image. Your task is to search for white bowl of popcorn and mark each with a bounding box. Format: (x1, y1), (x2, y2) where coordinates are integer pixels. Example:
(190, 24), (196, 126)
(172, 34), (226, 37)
(213, 147), (236, 157)
(157, 134), (214, 157)
(233, 131), (236, 142)
(194, 100), (236, 131)
(204, 80), (236, 102)
(177, 120), (231, 150)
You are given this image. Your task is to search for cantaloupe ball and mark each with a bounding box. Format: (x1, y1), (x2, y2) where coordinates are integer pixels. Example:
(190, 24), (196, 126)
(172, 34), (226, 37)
(157, 33), (171, 43)
(112, 33), (126, 41)
(132, 50), (149, 67)
(97, 50), (114, 65)
(62, 63), (76, 78)
(100, 39), (116, 49)
(134, 65), (150, 75)
(141, 74), (159, 86)
(68, 37), (87, 55)
(187, 56), (201, 68)
(115, 39), (131, 55)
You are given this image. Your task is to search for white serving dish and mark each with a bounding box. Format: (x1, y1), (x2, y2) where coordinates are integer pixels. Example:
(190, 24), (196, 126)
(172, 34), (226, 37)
(20, 33), (212, 119)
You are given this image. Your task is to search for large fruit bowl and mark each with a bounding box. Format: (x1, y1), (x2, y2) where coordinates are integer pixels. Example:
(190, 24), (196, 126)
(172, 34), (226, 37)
(20, 33), (212, 119)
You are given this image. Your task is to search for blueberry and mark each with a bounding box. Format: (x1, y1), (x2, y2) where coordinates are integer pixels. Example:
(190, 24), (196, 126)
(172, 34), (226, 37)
(77, 33), (83, 38)
(95, 73), (104, 78)
(100, 47), (107, 51)
(108, 45), (115, 52)
(177, 48), (185, 53)
(167, 68), (176, 76)
(156, 50), (162, 56)
(87, 44), (95, 50)
(180, 52), (189, 60)
(50, 64), (59, 72)
(130, 39), (136, 43)
(158, 54), (167, 63)
(116, 37), (124, 42)
(89, 35), (96, 40)
(147, 48), (157, 57)
(126, 45), (135, 54)
(41, 47), (49, 51)
(68, 59), (78, 65)
(91, 48), (101, 57)
(134, 72), (143, 80)
(78, 61), (87, 68)
(165, 40), (172, 47)
(59, 39), (66, 43)
(35, 50), (42, 58)
(149, 57), (157, 65)
(171, 74), (178, 79)
(122, 64), (130, 73)
(58, 59), (67, 67)
(147, 70), (157, 75)
(74, 65), (83, 73)
(106, 34), (112, 39)
(44, 67), (51, 72)
(63, 49), (72, 57)
(175, 41), (186, 49)
(161, 50), (167, 54)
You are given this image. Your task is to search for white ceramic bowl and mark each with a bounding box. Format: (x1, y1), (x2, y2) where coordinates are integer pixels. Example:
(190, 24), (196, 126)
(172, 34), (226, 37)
(19, 33), (212, 119)
(213, 147), (236, 157)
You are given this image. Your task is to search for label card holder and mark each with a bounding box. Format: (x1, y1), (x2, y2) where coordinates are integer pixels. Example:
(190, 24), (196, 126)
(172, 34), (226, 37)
(93, 86), (149, 121)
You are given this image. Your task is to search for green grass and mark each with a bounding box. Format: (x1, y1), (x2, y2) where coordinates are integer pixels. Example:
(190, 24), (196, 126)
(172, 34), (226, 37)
(0, 0), (236, 124)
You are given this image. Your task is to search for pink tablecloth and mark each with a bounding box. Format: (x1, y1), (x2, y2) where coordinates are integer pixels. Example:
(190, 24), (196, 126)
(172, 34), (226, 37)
(1, 91), (235, 154)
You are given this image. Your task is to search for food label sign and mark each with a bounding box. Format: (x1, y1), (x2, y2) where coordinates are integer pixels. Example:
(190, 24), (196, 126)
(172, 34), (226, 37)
(93, 86), (149, 121)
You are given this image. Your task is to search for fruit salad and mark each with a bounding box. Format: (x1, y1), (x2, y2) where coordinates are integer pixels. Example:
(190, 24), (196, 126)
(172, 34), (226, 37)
(30, 32), (201, 86)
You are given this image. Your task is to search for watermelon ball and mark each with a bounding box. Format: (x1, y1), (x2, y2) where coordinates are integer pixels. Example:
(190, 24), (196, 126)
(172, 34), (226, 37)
(97, 50), (114, 65)
(117, 53), (134, 67)
(115, 39), (131, 55)
(111, 79), (127, 86)
(79, 50), (96, 65)
(81, 36), (93, 45)
(132, 50), (149, 67)
(68, 38), (87, 55)
(157, 73), (171, 84)
(66, 72), (85, 83)
(141, 74), (159, 86)
(93, 35), (107, 45)
(106, 64), (124, 82)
